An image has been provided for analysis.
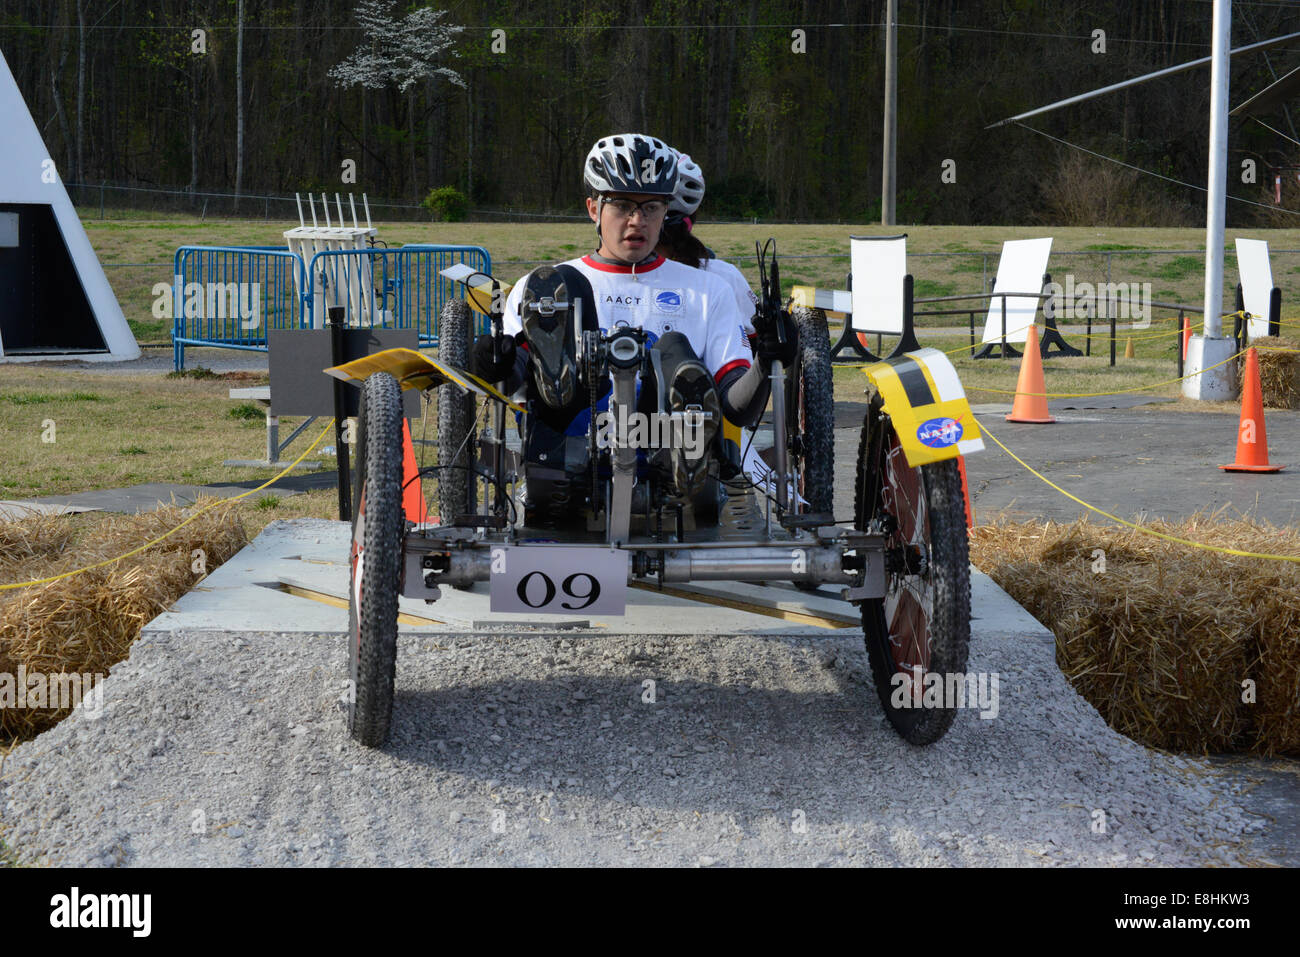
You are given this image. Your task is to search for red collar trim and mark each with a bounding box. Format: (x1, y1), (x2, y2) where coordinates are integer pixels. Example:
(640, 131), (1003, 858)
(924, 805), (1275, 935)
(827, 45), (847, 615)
(581, 254), (667, 274)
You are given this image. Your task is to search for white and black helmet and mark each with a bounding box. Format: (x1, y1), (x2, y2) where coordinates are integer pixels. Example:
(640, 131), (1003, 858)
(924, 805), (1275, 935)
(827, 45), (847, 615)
(669, 150), (706, 218)
(584, 133), (678, 197)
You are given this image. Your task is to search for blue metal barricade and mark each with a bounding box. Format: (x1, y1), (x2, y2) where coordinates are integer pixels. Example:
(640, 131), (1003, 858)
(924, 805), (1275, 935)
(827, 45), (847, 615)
(305, 245), (492, 342)
(172, 246), (307, 369)
(171, 243), (492, 369)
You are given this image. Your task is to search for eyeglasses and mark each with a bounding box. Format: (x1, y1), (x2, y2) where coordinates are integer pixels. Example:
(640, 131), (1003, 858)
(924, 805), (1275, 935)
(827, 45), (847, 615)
(601, 197), (667, 220)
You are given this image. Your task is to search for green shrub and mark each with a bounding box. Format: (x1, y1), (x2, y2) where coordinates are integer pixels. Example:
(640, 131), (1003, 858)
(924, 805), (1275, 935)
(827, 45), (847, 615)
(422, 186), (468, 222)
(165, 366), (218, 380)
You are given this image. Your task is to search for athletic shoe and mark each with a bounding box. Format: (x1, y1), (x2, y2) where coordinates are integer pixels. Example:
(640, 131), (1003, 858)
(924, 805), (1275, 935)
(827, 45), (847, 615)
(659, 357), (720, 497)
(519, 266), (577, 408)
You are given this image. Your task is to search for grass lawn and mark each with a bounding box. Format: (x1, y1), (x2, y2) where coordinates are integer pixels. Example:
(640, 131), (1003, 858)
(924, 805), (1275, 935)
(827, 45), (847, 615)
(0, 365), (385, 535)
(80, 215), (1300, 345)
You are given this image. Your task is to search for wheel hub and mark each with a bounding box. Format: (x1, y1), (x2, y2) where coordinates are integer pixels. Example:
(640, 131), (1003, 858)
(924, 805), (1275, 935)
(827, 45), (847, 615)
(884, 543), (928, 576)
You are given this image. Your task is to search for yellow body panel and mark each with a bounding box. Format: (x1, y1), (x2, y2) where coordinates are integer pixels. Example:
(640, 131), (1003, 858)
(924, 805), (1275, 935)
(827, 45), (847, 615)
(861, 349), (983, 467)
(789, 284), (848, 320)
(324, 347), (525, 412)
(463, 280), (513, 316)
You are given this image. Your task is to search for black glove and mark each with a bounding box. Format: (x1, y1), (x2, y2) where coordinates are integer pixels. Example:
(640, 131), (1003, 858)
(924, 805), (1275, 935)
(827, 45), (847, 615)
(471, 333), (516, 382)
(753, 309), (799, 368)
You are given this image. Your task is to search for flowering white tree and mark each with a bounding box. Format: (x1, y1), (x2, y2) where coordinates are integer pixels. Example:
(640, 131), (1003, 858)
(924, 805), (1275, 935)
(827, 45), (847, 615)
(329, 0), (466, 93)
(331, 0), (467, 197)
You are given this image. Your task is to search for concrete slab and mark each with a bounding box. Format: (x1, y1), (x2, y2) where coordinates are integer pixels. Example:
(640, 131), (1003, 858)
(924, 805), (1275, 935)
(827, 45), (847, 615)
(142, 518), (1051, 644)
(832, 406), (1300, 527)
(0, 500), (99, 521)
(24, 481), (302, 515)
(962, 406), (1300, 525)
(1050, 395), (1173, 411)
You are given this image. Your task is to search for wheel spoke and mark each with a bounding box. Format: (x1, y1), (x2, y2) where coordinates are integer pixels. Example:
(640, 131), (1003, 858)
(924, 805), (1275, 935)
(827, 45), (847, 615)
(856, 397), (971, 745)
(880, 430), (933, 675)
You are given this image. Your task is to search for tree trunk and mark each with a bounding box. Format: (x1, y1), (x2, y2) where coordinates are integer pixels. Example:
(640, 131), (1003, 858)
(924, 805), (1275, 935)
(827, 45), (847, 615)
(709, 23), (736, 181)
(409, 86), (417, 199)
(235, 0), (245, 211)
(426, 77), (436, 187)
(51, 32), (72, 180)
(190, 52), (199, 208)
(75, 0), (85, 200)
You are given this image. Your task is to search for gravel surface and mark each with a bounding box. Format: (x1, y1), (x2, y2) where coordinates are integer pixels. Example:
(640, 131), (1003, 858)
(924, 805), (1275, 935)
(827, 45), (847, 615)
(0, 622), (1269, 867)
(0, 404), (1280, 866)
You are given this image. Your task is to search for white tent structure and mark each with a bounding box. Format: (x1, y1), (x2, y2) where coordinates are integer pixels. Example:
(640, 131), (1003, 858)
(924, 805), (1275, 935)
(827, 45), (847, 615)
(0, 49), (138, 361)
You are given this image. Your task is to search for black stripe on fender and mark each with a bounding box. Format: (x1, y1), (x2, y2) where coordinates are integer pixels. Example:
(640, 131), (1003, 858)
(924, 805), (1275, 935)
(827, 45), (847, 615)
(887, 356), (935, 408)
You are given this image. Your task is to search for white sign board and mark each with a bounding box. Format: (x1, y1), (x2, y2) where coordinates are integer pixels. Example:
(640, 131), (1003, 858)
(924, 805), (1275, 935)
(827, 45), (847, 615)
(1235, 238), (1274, 339)
(850, 235), (907, 333)
(980, 237), (1053, 344)
(489, 545), (628, 616)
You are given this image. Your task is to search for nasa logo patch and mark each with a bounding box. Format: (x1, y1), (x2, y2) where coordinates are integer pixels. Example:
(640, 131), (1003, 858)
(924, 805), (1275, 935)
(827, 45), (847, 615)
(653, 289), (683, 314)
(916, 417), (963, 448)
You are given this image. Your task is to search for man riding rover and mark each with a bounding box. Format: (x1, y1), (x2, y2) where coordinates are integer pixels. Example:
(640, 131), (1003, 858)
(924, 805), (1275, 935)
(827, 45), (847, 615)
(471, 133), (798, 524)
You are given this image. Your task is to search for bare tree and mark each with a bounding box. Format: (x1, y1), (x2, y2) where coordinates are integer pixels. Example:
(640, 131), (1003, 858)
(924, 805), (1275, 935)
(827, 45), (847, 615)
(75, 0), (85, 196)
(234, 0), (245, 210)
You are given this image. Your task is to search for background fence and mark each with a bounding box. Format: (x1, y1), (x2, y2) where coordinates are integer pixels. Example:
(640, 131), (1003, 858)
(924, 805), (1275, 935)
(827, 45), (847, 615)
(171, 244), (491, 369)
(99, 244), (1293, 367)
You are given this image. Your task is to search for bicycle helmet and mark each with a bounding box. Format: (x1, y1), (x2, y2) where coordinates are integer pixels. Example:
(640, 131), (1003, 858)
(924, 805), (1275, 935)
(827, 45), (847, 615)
(669, 150), (706, 218)
(584, 134), (678, 197)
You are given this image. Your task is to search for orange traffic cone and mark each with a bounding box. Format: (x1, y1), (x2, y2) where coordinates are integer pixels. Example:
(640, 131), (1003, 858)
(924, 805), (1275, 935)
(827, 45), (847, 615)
(401, 419), (433, 521)
(957, 453), (975, 529)
(1124, 337), (1134, 359)
(1220, 348), (1284, 472)
(1181, 315), (1192, 361)
(1005, 324), (1055, 423)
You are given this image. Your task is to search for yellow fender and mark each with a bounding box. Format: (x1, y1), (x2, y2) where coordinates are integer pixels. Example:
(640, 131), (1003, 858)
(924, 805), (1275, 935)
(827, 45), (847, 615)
(324, 347), (525, 412)
(862, 347), (984, 467)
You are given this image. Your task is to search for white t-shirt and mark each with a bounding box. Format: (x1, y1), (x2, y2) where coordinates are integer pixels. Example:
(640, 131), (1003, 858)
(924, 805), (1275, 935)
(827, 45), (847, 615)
(698, 256), (758, 335)
(503, 254), (752, 385)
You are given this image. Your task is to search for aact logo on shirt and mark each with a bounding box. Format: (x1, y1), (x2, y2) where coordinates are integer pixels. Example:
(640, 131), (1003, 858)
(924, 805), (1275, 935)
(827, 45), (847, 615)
(653, 289), (683, 314)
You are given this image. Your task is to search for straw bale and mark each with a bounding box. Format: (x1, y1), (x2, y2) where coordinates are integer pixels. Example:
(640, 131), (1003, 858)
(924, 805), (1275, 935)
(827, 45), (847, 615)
(0, 499), (248, 740)
(970, 513), (1300, 755)
(1252, 336), (1300, 409)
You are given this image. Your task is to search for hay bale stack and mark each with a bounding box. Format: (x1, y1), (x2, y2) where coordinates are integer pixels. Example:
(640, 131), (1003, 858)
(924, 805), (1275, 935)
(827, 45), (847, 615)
(970, 515), (1300, 756)
(1252, 335), (1300, 409)
(0, 499), (248, 741)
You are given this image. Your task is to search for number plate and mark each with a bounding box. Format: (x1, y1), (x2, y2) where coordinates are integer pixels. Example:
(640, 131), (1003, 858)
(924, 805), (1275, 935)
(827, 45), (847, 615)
(488, 546), (628, 616)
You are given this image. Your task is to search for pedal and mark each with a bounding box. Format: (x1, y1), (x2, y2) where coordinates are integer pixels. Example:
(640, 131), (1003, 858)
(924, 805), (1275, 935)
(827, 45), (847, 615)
(519, 266), (577, 407)
(452, 514), (508, 529)
(780, 511), (835, 530)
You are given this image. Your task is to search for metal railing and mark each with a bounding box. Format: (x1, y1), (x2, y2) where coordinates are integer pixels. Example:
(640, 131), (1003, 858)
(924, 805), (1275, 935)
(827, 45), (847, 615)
(171, 246), (307, 370)
(172, 243), (492, 369)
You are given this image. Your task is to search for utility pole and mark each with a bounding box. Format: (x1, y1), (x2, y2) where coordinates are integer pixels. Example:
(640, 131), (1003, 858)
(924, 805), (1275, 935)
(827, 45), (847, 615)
(881, 0), (897, 225)
(1184, 0), (1237, 400)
